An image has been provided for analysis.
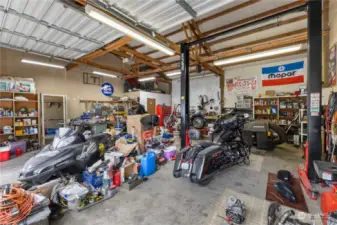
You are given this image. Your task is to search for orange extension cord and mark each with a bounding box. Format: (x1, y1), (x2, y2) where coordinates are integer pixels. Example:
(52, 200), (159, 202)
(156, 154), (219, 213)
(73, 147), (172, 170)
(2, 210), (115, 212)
(0, 186), (34, 225)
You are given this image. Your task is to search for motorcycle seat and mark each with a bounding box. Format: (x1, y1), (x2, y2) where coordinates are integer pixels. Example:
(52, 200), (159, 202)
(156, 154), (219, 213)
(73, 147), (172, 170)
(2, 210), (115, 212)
(198, 141), (217, 149)
(314, 160), (337, 181)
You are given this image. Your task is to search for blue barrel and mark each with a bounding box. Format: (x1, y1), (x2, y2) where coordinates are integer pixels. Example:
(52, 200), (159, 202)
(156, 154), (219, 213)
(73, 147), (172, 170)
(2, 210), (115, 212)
(140, 152), (156, 176)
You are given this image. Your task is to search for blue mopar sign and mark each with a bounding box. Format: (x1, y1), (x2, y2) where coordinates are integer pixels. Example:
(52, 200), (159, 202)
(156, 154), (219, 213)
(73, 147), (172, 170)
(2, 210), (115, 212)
(101, 82), (114, 96)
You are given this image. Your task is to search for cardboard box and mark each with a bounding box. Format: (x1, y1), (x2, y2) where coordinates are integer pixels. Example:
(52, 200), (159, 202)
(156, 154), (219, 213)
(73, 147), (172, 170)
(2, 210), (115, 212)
(120, 162), (138, 183)
(127, 114), (150, 148)
(265, 90), (276, 96)
(116, 137), (138, 156)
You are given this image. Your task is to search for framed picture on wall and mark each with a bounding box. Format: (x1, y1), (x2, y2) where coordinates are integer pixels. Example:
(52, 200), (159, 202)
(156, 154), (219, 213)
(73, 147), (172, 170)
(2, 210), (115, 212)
(83, 72), (103, 86)
(329, 45), (336, 87)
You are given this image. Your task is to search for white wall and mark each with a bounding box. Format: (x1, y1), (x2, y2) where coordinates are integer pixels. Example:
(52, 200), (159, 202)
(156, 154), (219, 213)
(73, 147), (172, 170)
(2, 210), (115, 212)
(172, 76), (221, 112)
(224, 54), (307, 107)
(139, 91), (171, 111)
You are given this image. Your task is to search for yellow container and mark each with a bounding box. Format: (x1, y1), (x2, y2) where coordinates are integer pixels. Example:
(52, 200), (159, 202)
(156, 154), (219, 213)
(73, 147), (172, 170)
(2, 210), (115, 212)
(15, 130), (23, 136)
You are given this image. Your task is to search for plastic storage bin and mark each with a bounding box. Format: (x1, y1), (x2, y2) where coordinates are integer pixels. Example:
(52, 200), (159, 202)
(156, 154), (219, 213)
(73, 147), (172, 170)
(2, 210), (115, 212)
(59, 182), (88, 210)
(45, 128), (58, 135)
(140, 152), (156, 176)
(0, 146), (10, 162)
(9, 140), (27, 156)
(82, 171), (103, 188)
(163, 146), (177, 160)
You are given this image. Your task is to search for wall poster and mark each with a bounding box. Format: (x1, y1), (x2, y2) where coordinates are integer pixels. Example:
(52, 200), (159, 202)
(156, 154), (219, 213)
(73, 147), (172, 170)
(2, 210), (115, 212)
(329, 45), (336, 87)
(225, 76), (257, 94)
(261, 61), (305, 86)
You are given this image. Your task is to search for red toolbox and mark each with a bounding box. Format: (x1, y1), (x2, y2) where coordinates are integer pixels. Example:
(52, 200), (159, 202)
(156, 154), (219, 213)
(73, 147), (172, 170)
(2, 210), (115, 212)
(156, 105), (171, 126)
(0, 146), (10, 162)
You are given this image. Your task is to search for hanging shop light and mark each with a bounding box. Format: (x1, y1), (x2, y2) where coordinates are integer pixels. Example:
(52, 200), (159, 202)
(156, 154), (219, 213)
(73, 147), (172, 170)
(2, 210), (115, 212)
(138, 77), (156, 82)
(213, 45), (303, 66)
(166, 71), (181, 76)
(21, 59), (65, 69)
(93, 71), (117, 78)
(85, 5), (175, 56)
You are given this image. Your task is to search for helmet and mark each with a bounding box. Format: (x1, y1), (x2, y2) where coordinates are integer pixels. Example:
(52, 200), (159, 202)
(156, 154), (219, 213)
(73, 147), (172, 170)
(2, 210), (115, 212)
(8, 135), (17, 142)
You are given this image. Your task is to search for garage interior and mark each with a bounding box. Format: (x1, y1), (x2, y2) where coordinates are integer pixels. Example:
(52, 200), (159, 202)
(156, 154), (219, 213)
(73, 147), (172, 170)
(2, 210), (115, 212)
(0, 0), (337, 225)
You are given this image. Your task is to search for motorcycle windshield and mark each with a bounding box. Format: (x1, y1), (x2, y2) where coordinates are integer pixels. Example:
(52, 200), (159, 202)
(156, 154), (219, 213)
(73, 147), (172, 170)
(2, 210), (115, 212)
(52, 127), (78, 150)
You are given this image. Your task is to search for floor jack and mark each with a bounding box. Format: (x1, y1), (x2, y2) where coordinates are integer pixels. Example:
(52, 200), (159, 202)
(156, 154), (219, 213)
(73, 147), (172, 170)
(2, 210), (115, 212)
(315, 160), (337, 224)
(298, 144), (337, 224)
(297, 142), (320, 200)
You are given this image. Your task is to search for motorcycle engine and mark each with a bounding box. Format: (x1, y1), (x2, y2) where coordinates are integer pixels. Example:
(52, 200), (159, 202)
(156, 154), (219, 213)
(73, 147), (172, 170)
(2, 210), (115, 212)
(226, 196), (246, 224)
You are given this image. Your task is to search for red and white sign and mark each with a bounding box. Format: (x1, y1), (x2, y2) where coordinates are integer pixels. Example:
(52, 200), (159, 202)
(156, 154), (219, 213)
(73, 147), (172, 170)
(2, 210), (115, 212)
(226, 76), (257, 93)
(262, 61), (305, 86)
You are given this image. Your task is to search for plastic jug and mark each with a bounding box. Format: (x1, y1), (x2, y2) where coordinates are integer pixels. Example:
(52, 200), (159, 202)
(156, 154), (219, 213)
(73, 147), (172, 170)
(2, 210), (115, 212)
(140, 152), (156, 176)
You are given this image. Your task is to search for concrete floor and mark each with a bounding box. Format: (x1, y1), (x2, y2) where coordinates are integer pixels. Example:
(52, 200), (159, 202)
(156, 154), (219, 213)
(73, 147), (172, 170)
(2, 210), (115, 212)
(0, 144), (322, 225)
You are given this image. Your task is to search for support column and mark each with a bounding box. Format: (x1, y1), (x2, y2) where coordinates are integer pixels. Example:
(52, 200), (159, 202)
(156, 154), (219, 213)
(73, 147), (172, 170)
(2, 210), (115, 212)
(220, 74), (225, 113)
(180, 43), (190, 148)
(307, 0), (322, 180)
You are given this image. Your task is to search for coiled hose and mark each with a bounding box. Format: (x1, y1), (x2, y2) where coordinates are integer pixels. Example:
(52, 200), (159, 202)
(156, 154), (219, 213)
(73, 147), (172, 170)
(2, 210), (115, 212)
(0, 186), (34, 225)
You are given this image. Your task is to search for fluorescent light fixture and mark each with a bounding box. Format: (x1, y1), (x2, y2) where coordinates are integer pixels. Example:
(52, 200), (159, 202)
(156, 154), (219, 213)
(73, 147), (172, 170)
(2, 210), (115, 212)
(166, 71), (180, 77)
(213, 45), (303, 66)
(93, 71), (117, 78)
(85, 5), (175, 56)
(21, 59), (65, 69)
(138, 77), (156, 82)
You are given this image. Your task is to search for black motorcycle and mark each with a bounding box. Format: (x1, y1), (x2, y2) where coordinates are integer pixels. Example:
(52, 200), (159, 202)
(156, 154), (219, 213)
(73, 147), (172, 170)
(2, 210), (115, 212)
(173, 114), (250, 186)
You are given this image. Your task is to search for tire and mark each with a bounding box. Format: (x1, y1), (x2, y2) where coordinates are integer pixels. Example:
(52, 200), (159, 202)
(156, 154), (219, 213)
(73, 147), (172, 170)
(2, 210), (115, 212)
(191, 115), (205, 129)
(197, 177), (213, 186)
(269, 123), (286, 145)
(173, 171), (181, 178)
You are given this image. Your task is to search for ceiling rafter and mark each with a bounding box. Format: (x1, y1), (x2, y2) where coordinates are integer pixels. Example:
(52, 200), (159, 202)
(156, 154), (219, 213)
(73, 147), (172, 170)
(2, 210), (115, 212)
(110, 50), (160, 68)
(131, 0), (261, 50)
(135, 27), (224, 76)
(200, 35), (307, 63)
(166, 29), (308, 66)
(80, 60), (132, 75)
(125, 33), (308, 78)
(119, 46), (168, 66)
(156, 14), (307, 61)
(221, 49), (307, 68)
(66, 36), (133, 71)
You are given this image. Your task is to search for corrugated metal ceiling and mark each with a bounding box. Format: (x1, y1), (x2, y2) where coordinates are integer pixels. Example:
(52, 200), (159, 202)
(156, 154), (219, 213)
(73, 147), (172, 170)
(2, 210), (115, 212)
(99, 0), (236, 33)
(0, 0), (123, 60)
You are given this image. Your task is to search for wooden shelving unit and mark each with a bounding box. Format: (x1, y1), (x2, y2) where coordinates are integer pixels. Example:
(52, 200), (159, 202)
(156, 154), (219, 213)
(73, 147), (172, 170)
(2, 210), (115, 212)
(253, 95), (307, 124)
(0, 92), (40, 143)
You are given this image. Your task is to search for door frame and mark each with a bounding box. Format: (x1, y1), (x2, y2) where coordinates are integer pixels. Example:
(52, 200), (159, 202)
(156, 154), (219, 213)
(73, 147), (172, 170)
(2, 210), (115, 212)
(41, 94), (67, 145)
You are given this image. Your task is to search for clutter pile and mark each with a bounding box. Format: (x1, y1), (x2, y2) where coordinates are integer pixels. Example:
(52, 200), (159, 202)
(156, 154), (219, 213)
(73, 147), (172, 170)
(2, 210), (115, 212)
(0, 108), (178, 222)
(0, 184), (50, 225)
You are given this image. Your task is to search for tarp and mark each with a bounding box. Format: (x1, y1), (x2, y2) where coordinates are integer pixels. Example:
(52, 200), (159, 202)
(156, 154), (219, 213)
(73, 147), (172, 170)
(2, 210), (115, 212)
(262, 61), (305, 86)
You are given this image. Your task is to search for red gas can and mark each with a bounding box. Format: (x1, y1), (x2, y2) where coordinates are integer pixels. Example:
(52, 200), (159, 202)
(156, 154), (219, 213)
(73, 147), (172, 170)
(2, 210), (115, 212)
(113, 170), (121, 187)
(16, 147), (23, 157)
